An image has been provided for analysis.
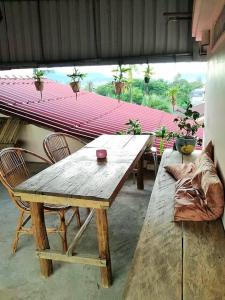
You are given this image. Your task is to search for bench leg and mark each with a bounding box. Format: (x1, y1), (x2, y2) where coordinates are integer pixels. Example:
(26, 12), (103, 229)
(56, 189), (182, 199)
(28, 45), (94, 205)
(96, 209), (112, 288)
(152, 151), (158, 177)
(137, 154), (144, 190)
(30, 202), (53, 277)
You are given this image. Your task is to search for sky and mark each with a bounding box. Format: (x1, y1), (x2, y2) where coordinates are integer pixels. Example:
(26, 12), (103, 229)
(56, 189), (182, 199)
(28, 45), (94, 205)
(0, 62), (207, 83)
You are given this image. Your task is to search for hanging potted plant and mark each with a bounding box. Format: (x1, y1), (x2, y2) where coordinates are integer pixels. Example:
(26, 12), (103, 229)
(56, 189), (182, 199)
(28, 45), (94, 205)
(33, 69), (45, 92)
(67, 68), (87, 94)
(112, 65), (130, 96)
(144, 64), (154, 84)
(167, 104), (204, 155)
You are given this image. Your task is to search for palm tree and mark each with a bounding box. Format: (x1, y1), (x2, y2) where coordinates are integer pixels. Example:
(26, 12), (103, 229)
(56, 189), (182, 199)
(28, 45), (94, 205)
(127, 65), (138, 103)
(167, 86), (179, 112)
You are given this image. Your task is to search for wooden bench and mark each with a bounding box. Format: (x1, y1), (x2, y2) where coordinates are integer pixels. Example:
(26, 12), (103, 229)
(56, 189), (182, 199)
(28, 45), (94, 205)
(124, 149), (225, 300)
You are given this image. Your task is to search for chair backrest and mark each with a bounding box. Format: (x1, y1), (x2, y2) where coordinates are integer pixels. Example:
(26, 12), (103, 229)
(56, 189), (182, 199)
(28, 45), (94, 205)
(0, 148), (50, 210)
(0, 148), (30, 190)
(43, 132), (86, 163)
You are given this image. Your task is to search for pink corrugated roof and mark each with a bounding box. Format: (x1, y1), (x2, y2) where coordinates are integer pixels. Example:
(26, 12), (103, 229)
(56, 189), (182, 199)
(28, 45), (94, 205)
(0, 78), (203, 151)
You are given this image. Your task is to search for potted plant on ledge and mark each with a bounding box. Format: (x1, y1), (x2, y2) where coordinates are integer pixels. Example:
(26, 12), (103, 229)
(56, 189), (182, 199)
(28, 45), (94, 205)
(167, 104), (204, 155)
(67, 68), (86, 99)
(117, 119), (155, 151)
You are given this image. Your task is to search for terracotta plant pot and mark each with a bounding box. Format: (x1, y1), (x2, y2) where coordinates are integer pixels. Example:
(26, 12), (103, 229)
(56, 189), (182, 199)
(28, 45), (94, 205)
(34, 81), (44, 92)
(176, 136), (196, 155)
(144, 76), (150, 84)
(115, 82), (124, 95)
(70, 81), (80, 93)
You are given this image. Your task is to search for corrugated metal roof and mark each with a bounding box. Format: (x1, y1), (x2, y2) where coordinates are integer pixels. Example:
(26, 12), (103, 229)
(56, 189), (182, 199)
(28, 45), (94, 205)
(193, 103), (205, 116)
(0, 78), (203, 152)
(0, 0), (194, 70)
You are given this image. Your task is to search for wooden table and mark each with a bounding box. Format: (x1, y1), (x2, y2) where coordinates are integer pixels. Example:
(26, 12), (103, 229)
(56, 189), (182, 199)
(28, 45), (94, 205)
(14, 134), (150, 287)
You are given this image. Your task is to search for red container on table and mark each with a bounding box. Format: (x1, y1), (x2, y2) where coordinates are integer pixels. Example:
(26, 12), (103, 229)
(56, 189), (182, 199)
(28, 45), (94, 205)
(96, 149), (107, 160)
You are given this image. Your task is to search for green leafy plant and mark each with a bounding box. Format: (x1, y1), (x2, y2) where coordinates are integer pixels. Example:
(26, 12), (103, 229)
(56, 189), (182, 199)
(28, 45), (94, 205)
(112, 65), (131, 83)
(126, 119), (142, 135)
(155, 126), (168, 155)
(33, 69), (45, 82)
(117, 119), (142, 135)
(67, 68), (87, 82)
(167, 104), (204, 145)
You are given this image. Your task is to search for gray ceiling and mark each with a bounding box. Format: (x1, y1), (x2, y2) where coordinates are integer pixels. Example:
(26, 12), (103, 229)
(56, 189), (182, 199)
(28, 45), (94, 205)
(0, 0), (195, 70)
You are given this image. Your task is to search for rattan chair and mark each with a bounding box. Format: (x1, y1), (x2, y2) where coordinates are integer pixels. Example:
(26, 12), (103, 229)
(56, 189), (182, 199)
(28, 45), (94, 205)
(43, 133), (90, 217)
(0, 147), (81, 254)
(43, 132), (86, 163)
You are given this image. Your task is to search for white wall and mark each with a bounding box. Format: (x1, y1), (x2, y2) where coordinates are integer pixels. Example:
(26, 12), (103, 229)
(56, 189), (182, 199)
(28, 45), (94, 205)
(205, 38), (225, 227)
(17, 124), (85, 162)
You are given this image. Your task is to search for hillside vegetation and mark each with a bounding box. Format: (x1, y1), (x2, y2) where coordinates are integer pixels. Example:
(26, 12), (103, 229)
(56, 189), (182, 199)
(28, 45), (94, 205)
(95, 74), (203, 113)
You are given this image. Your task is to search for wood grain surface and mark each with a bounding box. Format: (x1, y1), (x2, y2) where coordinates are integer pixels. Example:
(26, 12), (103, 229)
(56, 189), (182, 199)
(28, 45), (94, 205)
(124, 149), (225, 300)
(124, 150), (183, 300)
(14, 135), (150, 206)
(182, 153), (225, 300)
(13, 135), (150, 286)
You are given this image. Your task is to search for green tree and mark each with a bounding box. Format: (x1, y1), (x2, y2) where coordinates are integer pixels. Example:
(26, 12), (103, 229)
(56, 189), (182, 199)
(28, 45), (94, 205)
(150, 95), (171, 112)
(171, 76), (203, 109)
(127, 65), (138, 103)
(95, 83), (114, 97)
(95, 75), (204, 113)
(149, 79), (169, 96)
(166, 86), (179, 112)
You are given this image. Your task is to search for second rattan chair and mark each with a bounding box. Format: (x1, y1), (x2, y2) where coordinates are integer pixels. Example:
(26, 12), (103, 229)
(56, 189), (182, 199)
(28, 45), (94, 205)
(43, 132), (86, 163)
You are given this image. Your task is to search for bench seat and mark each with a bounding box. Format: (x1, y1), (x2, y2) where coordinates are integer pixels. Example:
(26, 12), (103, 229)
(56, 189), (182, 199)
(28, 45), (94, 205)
(124, 149), (225, 300)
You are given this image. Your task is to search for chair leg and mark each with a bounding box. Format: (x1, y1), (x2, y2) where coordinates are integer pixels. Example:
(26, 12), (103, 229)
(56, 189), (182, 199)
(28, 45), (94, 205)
(58, 211), (68, 252)
(12, 211), (25, 254)
(75, 208), (82, 228)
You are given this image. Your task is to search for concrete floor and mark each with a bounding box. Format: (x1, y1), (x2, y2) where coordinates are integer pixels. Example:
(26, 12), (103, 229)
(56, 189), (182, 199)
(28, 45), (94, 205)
(0, 172), (154, 300)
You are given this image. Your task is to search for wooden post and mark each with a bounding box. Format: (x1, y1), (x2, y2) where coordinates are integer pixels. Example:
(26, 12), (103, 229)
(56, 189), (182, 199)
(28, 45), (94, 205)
(30, 202), (53, 277)
(96, 209), (112, 288)
(137, 154), (144, 190)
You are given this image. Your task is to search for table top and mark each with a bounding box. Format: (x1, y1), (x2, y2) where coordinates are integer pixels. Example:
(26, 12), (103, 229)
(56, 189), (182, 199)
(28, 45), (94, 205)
(15, 135), (150, 207)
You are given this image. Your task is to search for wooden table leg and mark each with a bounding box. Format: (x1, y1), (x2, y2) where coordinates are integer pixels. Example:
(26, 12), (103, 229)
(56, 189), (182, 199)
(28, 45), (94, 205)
(30, 202), (53, 277)
(137, 154), (144, 190)
(96, 209), (112, 288)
